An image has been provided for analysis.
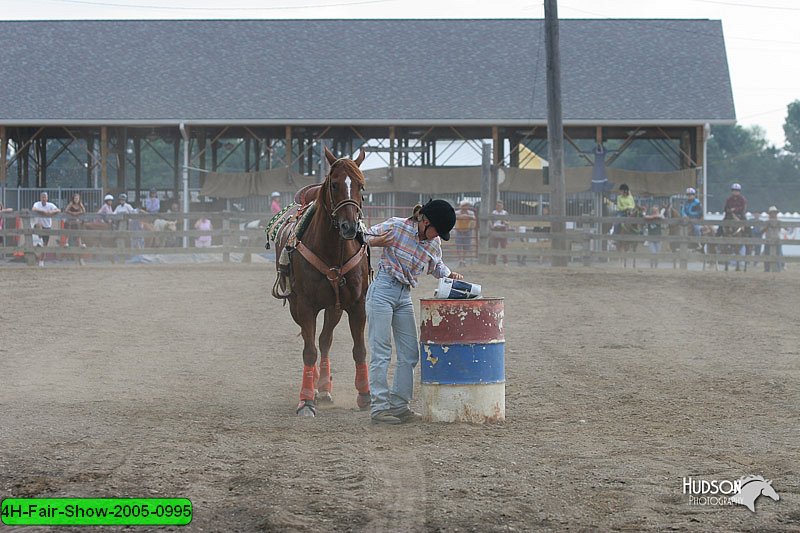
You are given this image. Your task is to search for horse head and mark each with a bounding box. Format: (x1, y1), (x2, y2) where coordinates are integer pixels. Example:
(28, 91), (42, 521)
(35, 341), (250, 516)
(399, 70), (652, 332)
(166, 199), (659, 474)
(323, 146), (366, 240)
(732, 475), (780, 512)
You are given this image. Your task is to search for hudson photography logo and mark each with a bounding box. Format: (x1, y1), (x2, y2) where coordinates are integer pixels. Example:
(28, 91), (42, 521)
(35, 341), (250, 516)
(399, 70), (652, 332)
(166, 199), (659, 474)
(683, 475), (780, 512)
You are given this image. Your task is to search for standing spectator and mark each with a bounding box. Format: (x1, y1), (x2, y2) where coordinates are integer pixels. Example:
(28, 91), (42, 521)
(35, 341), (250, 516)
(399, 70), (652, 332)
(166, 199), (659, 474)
(31, 192), (60, 246)
(364, 199), (462, 424)
(270, 191), (282, 216)
(97, 194), (115, 223)
(113, 193), (137, 215)
(644, 206), (665, 268)
(764, 206), (784, 273)
(194, 215), (213, 248)
(453, 200), (476, 267)
(489, 200), (509, 265)
(114, 193), (142, 248)
(64, 192), (86, 248)
(680, 187), (703, 236)
(143, 187), (160, 214)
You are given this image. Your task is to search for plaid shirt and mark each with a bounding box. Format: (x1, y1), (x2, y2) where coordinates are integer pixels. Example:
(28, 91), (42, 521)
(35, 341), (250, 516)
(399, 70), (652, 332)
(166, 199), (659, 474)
(367, 217), (451, 287)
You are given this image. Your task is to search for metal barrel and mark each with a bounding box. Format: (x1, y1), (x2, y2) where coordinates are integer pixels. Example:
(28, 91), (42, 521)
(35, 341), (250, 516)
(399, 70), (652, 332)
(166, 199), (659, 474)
(418, 297), (505, 423)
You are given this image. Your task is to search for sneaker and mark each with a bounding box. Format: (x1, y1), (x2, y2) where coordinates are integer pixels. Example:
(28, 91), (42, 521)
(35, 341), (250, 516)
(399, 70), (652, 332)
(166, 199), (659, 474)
(394, 409), (422, 423)
(371, 411), (402, 425)
(38, 261), (44, 267)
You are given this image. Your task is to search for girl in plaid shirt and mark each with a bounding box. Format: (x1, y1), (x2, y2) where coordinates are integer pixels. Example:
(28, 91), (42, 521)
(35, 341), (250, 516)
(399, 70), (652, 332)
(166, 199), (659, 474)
(364, 199), (462, 424)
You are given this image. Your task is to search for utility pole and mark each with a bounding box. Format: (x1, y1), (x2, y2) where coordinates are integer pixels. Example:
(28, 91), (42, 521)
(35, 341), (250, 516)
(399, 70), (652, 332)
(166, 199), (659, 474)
(545, 0), (567, 266)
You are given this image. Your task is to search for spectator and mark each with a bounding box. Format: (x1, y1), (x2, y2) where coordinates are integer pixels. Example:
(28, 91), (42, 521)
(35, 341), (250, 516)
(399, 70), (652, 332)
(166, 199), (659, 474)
(364, 199), (461, 424)
(31, 192), (60, 247)
(644, 206), (665, 268)
(607, 183), (636, 214)
(271, 191), (282, 216)
(143, 187), (160, 214)
(489, 200), (509, 265)
(763, 206), (784, 273)
(680, 187), (703, 236)
(114, 193), (142, 248)
(453, 200), (476, 267)
(32, 223), (46, 267)
(194, 215), (213, 248)
(113, 193), (137, 215)
(64, 192), (86, 248)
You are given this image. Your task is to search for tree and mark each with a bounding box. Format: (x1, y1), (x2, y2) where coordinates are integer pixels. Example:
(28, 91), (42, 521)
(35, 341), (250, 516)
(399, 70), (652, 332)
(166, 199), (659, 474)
(784, 100), (800, 159)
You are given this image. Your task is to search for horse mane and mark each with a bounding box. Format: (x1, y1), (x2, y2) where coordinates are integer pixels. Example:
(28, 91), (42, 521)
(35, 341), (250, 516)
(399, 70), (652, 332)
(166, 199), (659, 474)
(739, 475), (768, 486)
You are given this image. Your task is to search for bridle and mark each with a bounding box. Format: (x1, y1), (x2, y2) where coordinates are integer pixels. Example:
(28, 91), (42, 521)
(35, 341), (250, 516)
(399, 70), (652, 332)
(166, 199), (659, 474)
(326, 159), (364, 231)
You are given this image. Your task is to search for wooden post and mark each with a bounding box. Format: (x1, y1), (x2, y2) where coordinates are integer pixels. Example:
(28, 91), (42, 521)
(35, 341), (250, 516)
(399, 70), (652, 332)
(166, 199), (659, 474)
(679, 219), (689, 270)
(118, 127), (127, 191)
(173, 138), (180, 196)
(285, 126), (292, 171)
(100, 126), (109, 191)
(222, 217), (230, 263)
(134, 135), (141, 204)
(479, 143), (492, 265)
(85, 133), (94, 188)
(545, 0), (567, 267)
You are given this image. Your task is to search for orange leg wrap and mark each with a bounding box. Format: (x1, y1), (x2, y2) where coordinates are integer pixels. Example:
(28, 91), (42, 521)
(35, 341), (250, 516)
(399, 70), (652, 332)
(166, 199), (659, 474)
(318, 357), (332, 393)
(355, 363), (369, 394)
(300, 365), (316, 401)
(312, 364), (320, 391)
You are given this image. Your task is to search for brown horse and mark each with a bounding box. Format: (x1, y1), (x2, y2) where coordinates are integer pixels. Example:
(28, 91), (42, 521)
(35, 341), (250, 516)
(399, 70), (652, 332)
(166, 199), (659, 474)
(613, 206), (645, 268)
(273, 147), (371, 417)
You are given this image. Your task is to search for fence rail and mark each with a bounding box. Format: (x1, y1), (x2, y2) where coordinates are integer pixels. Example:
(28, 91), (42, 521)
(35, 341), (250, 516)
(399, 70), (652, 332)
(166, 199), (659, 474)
(1, 211), (798, 270)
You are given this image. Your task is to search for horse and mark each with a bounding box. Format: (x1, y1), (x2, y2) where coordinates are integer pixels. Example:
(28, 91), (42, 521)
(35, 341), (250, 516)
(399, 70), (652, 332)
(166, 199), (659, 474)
(719, 211), (752, 271)
(271, 147), (371, 417)
(730, 475), (780, 512)
(613, 206), (645, 268)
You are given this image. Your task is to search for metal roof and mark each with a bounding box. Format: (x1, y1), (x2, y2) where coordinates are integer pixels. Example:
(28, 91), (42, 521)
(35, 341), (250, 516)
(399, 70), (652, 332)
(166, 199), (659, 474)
(0, 18), (736, 126)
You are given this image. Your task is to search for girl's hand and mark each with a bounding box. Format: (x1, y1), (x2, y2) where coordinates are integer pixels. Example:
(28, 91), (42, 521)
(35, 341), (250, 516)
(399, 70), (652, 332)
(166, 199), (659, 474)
(367, 231), (392, 247)
(448, 271), (464, 280)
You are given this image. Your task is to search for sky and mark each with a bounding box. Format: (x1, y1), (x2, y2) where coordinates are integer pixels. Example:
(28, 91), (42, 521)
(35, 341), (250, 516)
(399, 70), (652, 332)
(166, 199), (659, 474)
(2, 0), (799, 148)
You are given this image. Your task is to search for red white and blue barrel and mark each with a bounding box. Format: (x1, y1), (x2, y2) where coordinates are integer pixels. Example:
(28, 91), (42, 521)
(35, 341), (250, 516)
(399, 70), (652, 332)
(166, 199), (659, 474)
(419, 297), (505, 423)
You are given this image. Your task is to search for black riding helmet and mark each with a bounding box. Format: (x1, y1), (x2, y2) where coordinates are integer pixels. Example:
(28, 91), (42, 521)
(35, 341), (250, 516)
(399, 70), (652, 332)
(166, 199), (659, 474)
(420, 199), (456, 241)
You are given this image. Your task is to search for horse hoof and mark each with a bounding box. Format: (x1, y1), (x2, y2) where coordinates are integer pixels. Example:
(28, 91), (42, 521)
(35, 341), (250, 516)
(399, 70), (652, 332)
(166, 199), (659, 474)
(357, 393), (371, 410)
(316, 391), (333, 403)
(296, 400), (316, 417)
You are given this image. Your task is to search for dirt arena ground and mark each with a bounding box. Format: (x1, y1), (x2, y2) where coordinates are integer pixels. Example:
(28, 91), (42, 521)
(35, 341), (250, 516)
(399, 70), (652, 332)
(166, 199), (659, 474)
(1, 263), (798, 532)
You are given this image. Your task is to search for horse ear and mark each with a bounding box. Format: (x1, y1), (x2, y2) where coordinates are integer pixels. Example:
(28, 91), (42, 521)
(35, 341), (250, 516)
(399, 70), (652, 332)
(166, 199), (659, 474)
(354, 148), (366, 167)
(324, 146), (337, 165)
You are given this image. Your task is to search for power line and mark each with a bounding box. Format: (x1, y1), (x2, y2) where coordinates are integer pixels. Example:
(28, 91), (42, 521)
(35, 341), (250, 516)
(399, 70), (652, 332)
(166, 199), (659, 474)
(43, 0), (396, 12)
(688, 0), (800, 11)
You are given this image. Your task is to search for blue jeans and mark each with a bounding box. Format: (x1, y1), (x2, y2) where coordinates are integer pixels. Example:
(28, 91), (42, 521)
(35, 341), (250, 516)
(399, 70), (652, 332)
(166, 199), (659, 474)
(366, 271), (419, 416)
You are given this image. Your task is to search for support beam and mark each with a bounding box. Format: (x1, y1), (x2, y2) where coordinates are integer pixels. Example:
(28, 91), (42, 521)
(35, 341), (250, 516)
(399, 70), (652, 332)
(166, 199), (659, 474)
(134, 135), (142, 203)
(0, 126), (6, 186)
(101, 126), (109, 190)
(545, 0), (567, 266)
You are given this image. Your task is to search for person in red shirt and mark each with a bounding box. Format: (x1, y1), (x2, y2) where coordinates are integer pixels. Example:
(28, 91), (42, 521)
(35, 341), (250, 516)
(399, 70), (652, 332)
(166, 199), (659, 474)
(724, 183), (747, 219)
